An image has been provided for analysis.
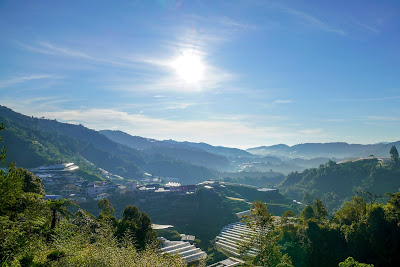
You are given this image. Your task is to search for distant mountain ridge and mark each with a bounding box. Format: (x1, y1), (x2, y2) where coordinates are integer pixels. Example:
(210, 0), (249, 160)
(100, 130), (232, 171)
(0, 106), (217, 184)
(247, 141), (400, 159)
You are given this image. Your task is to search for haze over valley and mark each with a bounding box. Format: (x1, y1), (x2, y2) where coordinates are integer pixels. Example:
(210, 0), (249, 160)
(1, 1), (400, 266)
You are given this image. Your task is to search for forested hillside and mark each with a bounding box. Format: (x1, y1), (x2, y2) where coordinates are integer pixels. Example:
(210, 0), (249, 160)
(101, 130), (232, 171)
(279, 155), (400, 212)
(248, 141), (400, 159)
(0, 106), (217, 184)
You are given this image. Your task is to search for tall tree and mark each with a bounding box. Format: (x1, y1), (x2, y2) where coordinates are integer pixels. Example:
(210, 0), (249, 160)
(98, 198), (115, 216)
(300, 205), (315, 221)
(116, 205), (157, 250)
(47, 199), (72, 229)
(241, 201), (293, 267)
(0, 122), (5, 166)
(314, 199), (328, 220)
(390, 145), (399, 165)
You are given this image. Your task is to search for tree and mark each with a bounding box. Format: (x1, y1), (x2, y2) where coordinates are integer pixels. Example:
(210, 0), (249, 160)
(339, 257), (374, 267)
(386, 189), (400, 224)
(314, 199), (328, 220)
(334, 196), (366, 225)
(300, 205), (315, 221)
(98, 198), (115, 216)
(116, 205), (157, 250)
(281, 210), (296, 224)
(47, 199), (73, 229)
(0, 122), (5, 166)
(390, 146), (399, 165)
(241, 201), (293, 267)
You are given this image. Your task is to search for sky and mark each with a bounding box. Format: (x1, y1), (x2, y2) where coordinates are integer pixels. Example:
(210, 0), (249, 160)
(0, 0), (400, 149)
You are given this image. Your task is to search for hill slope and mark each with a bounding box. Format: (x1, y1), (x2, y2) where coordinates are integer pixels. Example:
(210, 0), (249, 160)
(248, 142), (400, 159)
(279, 158), (400, 212)
(0, 106), (216, 184)
(100, 130), (231, 171)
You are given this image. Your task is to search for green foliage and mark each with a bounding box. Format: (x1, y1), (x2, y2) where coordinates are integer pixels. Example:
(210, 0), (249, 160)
(314, 199), (328, 220)
(116, 205), (157, 250)
(0, 122), (5, 166)
(339, 257), (374, 267)
(220, 171), (286, 187)
(47, 199), (73, 229)
(280, 155), (400, 212)
(47, 249), (66, 261)
(390, 145), (399, 166)
(98, 198), (115, 216)
(241, 201), (293, 267)
(300, 205), (315, 221)
(276, 189), (400, 267)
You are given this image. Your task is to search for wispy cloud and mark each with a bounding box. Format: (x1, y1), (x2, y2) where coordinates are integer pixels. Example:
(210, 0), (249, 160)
(18, 39), (236, 93)
(366, 116), (399, 121)
(0, 74), (63, 88)
(1, 97), (84, 112)
(18, 41), (142, 69)
(337, 96), (400, 102)
(282, 7), (346, 36)
(113, 55), (235, 93)
(299, 128), (324, 135)
(4, 105), (328, 148)
(164, 103), (196, 110)
(274, 99), (292, 104)
(355, 21), (379, 33)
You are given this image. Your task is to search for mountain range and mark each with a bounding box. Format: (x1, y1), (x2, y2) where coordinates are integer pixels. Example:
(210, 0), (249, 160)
(1, 105), (399, 185)
(247, 141), (400, 159)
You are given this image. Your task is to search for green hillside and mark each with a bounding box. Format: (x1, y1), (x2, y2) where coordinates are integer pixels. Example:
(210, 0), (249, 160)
(0, 106), (217, 184)
(279, 157), (400, 212)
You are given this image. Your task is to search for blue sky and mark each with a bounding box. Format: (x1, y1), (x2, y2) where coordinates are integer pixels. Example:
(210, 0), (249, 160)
(1, 0), (400, 148)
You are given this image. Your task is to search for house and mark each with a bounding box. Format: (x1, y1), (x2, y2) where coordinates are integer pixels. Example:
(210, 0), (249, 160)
(94, 193), (110, 201)
(125, 181), (137, 194)
(87, 184), (105, 198)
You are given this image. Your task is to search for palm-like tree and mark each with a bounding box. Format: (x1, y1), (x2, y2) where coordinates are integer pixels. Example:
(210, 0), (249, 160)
(47, 199), (73, 229)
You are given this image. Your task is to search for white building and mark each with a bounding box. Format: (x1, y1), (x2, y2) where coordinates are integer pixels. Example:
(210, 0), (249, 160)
(125, 181), (137, 193)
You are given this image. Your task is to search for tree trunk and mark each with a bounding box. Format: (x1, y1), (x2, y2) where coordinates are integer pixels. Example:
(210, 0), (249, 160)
(51, 209), (57, 229)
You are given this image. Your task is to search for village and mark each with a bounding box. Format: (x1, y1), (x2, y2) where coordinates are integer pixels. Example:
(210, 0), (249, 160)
(32, 162), (197, 203)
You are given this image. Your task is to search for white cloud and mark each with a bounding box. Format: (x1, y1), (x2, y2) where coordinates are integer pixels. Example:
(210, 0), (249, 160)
(282, 7), (346, 36)
(0, 74), (63, 88)
(274, 99), (292, 104)
(366, 116), (399, 121)
(299, 128), (324, 135)
(18, 41), (142, 69)
(2, 105), (330, 148)
(337, 96), (400, 102)
(164, 103), (196, 110)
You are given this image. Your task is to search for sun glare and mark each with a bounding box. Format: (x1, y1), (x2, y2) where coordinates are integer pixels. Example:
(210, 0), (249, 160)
(171, 51), (205, 83)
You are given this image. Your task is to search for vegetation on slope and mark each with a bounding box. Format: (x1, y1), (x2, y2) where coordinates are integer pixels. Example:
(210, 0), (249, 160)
(0, 106), (217, 184)
(279, 154), (400, 212)
(242, 190), (400, 267)
(0, 124), (185, 266)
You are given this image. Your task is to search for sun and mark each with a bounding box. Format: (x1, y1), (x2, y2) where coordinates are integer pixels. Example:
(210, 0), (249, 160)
(171, 51), (205, 83)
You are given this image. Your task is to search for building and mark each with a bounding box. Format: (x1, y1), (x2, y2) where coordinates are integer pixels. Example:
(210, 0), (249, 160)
(125, 181), (137, 194)
(94, 193), (110, 201)
(87, 184), (105, 198)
